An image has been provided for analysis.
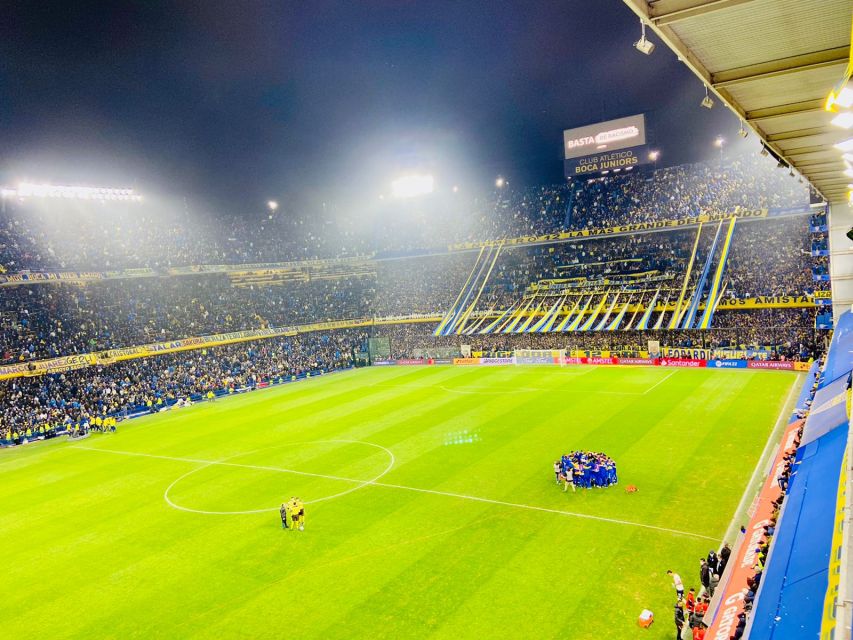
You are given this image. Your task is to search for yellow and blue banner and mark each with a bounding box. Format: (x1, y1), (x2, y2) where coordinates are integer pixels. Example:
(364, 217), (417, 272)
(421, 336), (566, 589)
(697, 217), (737, 330)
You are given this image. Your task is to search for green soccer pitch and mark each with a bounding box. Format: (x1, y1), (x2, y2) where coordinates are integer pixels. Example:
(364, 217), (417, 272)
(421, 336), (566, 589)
(0, 364), (802, 639)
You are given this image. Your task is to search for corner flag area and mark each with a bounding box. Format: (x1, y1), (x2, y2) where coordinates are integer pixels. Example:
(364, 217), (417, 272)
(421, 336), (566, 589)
(1, 365), (800, 639)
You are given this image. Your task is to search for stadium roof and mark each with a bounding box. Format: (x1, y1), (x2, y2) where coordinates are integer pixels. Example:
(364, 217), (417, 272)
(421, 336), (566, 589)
(623, 0), (853, 203)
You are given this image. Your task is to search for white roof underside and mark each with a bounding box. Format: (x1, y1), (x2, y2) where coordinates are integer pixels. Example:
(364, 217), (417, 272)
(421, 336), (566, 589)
(624, 0), (853, 202)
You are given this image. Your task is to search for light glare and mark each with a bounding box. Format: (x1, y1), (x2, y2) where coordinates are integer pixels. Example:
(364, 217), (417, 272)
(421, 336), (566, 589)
(13, 183), (142, 201)
(390, 174), (434, 199)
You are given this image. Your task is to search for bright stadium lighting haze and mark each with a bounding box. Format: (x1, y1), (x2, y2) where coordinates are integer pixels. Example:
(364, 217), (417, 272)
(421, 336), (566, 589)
(390, 174), (434, 199)
(11, 182), (143, 202)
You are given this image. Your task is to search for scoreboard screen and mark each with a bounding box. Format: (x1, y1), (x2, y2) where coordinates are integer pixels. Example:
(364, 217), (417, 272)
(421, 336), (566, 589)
(563, 114), (649, 177)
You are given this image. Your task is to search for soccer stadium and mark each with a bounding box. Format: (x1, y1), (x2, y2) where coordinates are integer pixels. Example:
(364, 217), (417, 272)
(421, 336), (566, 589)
(2, 2), (853, 639)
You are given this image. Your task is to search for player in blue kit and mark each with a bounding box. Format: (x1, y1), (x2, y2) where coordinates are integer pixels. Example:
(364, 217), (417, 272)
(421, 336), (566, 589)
(552, 451), (618, 492)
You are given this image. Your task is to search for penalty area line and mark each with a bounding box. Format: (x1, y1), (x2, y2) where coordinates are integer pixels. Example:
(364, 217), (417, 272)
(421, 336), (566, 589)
(71, 444), (717, 542)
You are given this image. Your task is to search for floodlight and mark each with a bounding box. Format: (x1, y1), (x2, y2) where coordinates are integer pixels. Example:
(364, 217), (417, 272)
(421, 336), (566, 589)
(267, 200), (278, 211)
(701, 87), (714, 109)
(390, 174), (434, 199)
(635, 38), (654, 55)
(634, 22), (654, 55)
(827, 86), (853, 111)
(495, 177), (506, 188)
(14, 182), (142, 201)
(738, 123), (748, 138)
(648, 150), (660, 161)
(714, 136), (724, 148)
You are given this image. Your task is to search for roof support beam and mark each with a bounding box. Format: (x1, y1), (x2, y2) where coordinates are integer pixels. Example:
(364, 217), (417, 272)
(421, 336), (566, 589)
(797, 161), (845, 171)
(808, 171), (847, 180)
(712, 47), (850, 88)
(649, 0), (760, 26)
(745, 99), (827, 123)
(766, 127), (835, 143)
(779, 144), (833, 156)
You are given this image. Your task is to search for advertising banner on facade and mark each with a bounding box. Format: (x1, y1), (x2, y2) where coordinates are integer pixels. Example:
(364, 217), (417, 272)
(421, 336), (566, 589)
(515, 356), (555, 365)
(615, 357), (657, 366)
(746, 361), (795, 370)
(707, 359), (749, 369)
(658, 358), (707, 368)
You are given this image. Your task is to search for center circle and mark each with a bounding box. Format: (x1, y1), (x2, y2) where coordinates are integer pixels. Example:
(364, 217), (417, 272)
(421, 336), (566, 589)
(163, 439), (395, 515)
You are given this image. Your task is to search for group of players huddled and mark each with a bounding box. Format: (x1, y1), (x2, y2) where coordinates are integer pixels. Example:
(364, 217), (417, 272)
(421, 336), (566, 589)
(280, 497), (305, 531)
(553, 451), (618, 492)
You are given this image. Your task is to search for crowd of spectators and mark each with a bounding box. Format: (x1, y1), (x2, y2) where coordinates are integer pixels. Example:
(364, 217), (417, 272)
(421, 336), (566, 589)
(568, 156), (807, 231)
(0, 155), (809, 273)
(462, 215), (819, 319)
(0, 274), (376, 363)
(373, 309), (826, 360)
(725, 217), (813, 299)
(376, 309), (820, 362)
(0, 329), (366, 443)
(0, 214), (823, 365)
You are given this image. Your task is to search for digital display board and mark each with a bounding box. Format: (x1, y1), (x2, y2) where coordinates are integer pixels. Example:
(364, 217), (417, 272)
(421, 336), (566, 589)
(563, 114), (646, 159)
(563, 114), (648, 178)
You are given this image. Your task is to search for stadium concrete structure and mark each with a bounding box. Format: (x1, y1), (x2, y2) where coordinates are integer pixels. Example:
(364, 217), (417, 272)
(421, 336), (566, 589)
(2, 2), (853, 639)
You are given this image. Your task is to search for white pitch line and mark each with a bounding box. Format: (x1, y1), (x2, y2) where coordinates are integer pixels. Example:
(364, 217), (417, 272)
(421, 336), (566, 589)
(73, 445), (368, 484)
(367, 480), (718, 541)
(72, 444), (717, 541)
(643, 370), (676, 395)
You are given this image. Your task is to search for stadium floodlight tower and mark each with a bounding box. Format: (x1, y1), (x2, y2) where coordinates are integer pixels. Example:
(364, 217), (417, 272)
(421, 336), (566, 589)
(9, 183), (143, 201)
(390, 174), (434, 199)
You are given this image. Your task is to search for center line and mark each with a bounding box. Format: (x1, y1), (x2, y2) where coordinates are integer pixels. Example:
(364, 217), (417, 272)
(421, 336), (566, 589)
(71, 444), (718, 541)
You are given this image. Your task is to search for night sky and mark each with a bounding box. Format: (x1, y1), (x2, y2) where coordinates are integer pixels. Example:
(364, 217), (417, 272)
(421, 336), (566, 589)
(0, 1), (747, 210)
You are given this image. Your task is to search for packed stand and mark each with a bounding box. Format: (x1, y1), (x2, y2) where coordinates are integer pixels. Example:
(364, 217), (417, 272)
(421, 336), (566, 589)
(0, 274), (375, 364)
(0, 156), (809, 274)
(376, 315), (820, 362)
(0, 329), (366, 445)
